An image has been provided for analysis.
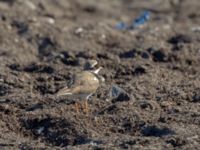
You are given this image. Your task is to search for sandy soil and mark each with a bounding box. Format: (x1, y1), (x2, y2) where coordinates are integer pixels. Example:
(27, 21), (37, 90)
(0, 0), (200, 149)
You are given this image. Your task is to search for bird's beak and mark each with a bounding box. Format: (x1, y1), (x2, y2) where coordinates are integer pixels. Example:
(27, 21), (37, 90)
(92, 67), (103, 74)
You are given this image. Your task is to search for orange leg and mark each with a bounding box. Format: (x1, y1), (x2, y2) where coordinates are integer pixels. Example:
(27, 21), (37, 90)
(74, 102), (80, 113)
(83, 99), (89, 114)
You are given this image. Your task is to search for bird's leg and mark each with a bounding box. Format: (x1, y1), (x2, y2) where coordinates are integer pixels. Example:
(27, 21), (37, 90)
(74, 102), (80, 113)
(83, 99), (89, 114)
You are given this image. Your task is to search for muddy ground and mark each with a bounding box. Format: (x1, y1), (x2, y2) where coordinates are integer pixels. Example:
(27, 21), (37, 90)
(0, 0), (200, 149)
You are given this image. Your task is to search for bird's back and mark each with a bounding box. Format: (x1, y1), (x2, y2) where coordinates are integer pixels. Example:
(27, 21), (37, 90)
(57, 71), (100, 97)
(71, 71), (99, 94)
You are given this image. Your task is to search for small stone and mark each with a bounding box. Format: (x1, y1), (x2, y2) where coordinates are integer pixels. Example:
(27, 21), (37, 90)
(0, 85), (9, 96)
(23, 1), (36, 10)
(46, 17), (55, 24)
(141, 125), (174, 137)
(168, 34), (192, 44)
(133, 66), (146, 75)
(147, 47), (156, 54)
(59, 51), (79, 66)
(141, 51), (150, 59)
(116, 22), (128, 30)
(120, 49), (137, 58)
(8, 63), (21, 71)
(109, 85), (130, 102)
(131, 11), (150, 28)
(192, 92), (200, 102)
(84, 59), (98, 70)
(26, 103), (43, 111)
(101, 34), (106, 39)
(36, 126), (45, 135)
(75, 27), (83, 34)
(166, 137), (186, 147)
(38, 37), (55, 57)
(40, 66), (55, 74)
(11, 20), (29, 35)
(152, 49), (167, 62)
(23, 63), (55, 74)
(191, 26), (200, 32)
(0, 99), (10, 103)
(61, 57), (79, 66)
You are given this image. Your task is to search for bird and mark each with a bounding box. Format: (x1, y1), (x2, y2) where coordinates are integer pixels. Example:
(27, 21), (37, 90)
(56, 66), (103, 113)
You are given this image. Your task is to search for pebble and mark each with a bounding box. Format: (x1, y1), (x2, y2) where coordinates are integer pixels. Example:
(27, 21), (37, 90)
(116, 11), (150, 30)
(36, 126), (45, 135)
(23, 0), (36, 10)
(133, 66), (146, 75)
(116, 22), (128, 30)
(141, 125), (174, 137)
(26, 103), (43, 111)
(191, 26), (200, 32)
(109, 85), (130, 102)
(152, 49), (167, 62)
(192, 92), (200, 102)
(46, 17), (55, 24)
(120, 49), (137, 58)
(84, 59), (98, 70)
(141, 51), (150, 59)
(75, 27), (84, 34)
(0, 99), (10, 103)
(168, 34), (192, 44)
(131, 11), (150, 28)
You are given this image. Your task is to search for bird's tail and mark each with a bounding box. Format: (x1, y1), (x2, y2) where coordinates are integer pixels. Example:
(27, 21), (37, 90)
(56, 87), (73, 96)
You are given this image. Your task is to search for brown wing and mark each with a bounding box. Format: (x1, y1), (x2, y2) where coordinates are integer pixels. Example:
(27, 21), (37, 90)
(73, 71), (98, 85)
(56, 86), (72, 96)
(57, 71), (99, 96)
(69, 71), (99, 94)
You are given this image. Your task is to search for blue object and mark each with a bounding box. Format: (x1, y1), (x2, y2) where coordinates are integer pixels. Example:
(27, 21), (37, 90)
(132, 11), (150, 28)
(115, 11), (150, 30)
(115, 22), (128, 30)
